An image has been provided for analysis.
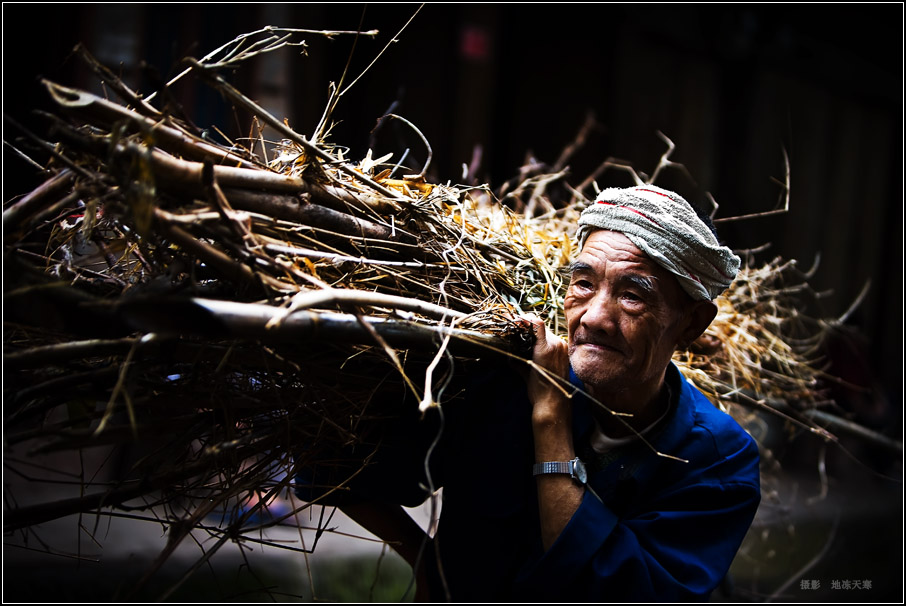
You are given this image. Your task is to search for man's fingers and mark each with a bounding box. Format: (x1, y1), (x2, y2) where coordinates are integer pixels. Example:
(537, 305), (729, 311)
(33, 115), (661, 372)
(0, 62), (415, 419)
(517, 313), (545, 336)
(517, 313), (541, 325)
(516, 313), (565, 353)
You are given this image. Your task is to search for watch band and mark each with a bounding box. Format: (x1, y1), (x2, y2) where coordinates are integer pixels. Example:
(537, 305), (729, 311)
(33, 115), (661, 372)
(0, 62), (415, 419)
(533, 461), (572, 475)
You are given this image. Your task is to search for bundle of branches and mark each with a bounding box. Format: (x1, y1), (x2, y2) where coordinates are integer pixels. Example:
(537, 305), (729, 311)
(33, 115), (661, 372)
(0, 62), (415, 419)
(3, 31), (572, 565)
(3, 27), (896, 595)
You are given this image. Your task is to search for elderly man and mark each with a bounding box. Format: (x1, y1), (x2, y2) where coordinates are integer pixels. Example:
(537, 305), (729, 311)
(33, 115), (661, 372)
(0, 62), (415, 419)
(512, 184), (760, 599)
(303, 185), (761, 602)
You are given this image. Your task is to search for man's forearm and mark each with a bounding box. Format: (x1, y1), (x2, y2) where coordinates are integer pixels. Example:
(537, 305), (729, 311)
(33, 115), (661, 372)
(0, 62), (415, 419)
(523, 315), (584, 551)
(533, 402), (584, 550)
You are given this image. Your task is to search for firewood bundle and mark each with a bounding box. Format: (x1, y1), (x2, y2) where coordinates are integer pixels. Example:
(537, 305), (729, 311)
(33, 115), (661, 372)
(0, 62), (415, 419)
(2, 34), (570, 545)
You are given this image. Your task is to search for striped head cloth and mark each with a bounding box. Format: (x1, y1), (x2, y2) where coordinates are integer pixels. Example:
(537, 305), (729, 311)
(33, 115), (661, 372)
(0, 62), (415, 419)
(576, 185), (740, 301)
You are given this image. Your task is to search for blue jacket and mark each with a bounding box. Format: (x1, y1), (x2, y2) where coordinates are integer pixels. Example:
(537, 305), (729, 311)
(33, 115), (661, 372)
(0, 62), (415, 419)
(429, 362), (761, 602)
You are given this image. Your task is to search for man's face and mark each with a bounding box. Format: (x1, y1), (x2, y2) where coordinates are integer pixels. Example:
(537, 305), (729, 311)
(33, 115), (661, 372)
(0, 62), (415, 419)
(565, 230), (694, 397)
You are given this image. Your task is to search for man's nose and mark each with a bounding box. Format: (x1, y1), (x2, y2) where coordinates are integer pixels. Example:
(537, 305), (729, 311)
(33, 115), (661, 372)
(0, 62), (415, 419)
(579, 290), (619, 334)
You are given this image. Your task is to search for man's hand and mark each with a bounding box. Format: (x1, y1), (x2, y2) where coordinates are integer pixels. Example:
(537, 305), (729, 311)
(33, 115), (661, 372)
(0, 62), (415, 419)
(521, 314), (585, 550)
(522, 314), (571, 424)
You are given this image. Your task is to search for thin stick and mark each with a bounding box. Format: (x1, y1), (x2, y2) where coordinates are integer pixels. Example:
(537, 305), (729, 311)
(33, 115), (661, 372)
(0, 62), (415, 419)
(4, 335), (148, 369)
(576, 157), (645, 195)
(43, 80), (259, 170)
(418, 318), (455, 412)
(114, 297), (509, 355)
(801, 409), (902, 455)
(3, 139), (48, 171)
(153, 209), (294, 292)
(145, 26), (378, 105)
(381, 114), (432, 177)
(185, 59), (408, 202)
(338, 5), (424, 98)
(313, 10), (368, 141)
(73, 43), (162, 119)
(834, 279), (871, 324)
(553, 110), (597, 172)
(714, 146), (791, 223)
(265, 288), (467, 328)
(2, 170), (75, 236)
(263, 243), (447, 269)
(647, 131), (697, 186)
(353, 311), (422, 403)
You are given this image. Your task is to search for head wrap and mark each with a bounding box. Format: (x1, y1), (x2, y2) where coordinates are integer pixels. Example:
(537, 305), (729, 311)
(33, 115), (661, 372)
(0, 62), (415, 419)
(576, 185), (740, 301)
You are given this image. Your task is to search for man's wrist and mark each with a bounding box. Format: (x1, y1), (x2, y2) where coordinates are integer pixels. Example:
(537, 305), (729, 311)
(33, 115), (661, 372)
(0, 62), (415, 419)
(531, 394), (571, 425)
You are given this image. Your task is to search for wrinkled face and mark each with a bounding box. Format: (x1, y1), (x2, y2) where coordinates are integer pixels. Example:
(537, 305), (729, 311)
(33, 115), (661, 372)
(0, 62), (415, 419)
(565, 230), (695, 398)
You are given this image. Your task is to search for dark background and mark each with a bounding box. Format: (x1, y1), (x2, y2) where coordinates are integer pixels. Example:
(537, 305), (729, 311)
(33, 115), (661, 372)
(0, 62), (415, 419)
(3, 2), (903, 601)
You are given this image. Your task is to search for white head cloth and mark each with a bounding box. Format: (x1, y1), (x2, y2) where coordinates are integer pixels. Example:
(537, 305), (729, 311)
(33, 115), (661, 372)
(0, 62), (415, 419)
(576, 185), (740, 301)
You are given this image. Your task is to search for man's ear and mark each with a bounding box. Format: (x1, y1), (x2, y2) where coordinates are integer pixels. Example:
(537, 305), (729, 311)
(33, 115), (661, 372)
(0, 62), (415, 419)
(679, 300), (718, 349)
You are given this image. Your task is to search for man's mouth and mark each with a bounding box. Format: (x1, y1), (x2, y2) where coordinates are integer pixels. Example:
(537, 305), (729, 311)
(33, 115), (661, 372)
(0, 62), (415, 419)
(574, 339), (622, 355)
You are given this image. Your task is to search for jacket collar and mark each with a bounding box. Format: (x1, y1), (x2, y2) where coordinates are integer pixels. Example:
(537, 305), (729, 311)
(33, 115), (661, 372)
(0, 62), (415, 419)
(570, 362), (693, 462)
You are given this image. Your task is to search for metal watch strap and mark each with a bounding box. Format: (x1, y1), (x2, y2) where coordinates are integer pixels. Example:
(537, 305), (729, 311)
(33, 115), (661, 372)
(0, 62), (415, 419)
(533, 461), (572, 476)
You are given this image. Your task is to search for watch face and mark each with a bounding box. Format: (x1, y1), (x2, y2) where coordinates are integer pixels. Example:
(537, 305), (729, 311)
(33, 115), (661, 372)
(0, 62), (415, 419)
(573, 458), (588, 484)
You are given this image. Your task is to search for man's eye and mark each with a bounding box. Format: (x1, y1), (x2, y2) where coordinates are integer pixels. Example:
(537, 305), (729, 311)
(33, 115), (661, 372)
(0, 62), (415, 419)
(571, 279), (593, 290)
(622, 291), (645, 303)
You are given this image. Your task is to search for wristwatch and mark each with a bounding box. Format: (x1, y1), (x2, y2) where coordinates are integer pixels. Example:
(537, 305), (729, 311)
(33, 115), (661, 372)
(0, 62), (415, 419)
(532, 456), (588, 485)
